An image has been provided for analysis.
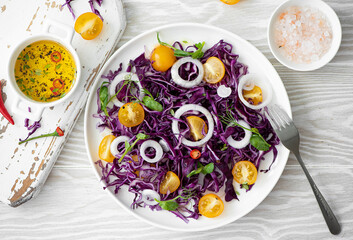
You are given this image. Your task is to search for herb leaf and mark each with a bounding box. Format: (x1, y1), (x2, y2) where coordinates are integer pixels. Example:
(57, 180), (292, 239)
(155, 199), (179, 211)
(250, 134), (270, 151)
(99, 82), (109, 117)
(157, 32), (205, 59)
(242, 183), (249, 190)
(218, 109), (271, 151)
(187, 162), (214, 178)
(118, 133), (149, 163)
(201, 163), (214, 174)
(142, 96), (163, 112)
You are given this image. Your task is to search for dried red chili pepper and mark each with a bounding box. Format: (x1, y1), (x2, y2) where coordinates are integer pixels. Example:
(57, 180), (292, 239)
(0, 82), (14, 125)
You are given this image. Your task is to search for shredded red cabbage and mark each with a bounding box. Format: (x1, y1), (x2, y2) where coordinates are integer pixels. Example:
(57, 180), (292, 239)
(61, 0), (104, 21)
(94, 40), (279, 222)
(19, 118), (42, 142)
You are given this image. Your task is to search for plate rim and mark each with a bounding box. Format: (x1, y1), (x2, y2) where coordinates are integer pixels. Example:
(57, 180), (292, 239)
(84, 22), (291, 232)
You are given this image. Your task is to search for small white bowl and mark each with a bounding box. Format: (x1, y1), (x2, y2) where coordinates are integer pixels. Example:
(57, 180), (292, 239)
(7, 19), (81, 121)
(238, 73), (273, 110)
(267, 0), (342, 71)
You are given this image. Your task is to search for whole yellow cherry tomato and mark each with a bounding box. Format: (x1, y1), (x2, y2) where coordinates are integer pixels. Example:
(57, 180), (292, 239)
(150, 45), (176, 72)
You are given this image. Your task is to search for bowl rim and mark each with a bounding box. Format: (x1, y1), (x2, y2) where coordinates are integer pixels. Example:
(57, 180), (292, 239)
(267, 0), (342, 71)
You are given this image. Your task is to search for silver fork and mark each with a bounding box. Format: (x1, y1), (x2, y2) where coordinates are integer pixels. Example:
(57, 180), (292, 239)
(265, 104), (341, 235)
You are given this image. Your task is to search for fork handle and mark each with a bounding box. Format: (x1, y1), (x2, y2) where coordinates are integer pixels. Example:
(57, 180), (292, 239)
(294, 151), (341, 235)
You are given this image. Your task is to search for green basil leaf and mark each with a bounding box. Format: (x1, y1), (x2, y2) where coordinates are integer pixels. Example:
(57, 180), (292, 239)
(136, 133), (149, 140)
(156, 199), (179, 211)
(143, 96), (163, 112)
(99, 83), (109, 116)
(250, 134), (271, 151)
(201, 163), (214, 174)
(187, 167), (203, 178)
(242, 183), (249, 190)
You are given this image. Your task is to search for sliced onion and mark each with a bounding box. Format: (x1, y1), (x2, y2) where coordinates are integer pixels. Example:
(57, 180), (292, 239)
(144, 45), (152, 59)
(110, 136), (131, 157)
(172, 104), (214, 147)
(242, 79), (255, 91)
(171, 57), (204, 89)
(140, 140), (163, 163)
(217, 85), (232, 98)
(108, 72), (145, 107)
(226, 120), (252, 149)
(141, 189), (160, 205)
(159, 139), (170, 152)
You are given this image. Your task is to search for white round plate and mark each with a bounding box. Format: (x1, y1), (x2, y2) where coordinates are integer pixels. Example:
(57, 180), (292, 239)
(84, 23), (291, 232)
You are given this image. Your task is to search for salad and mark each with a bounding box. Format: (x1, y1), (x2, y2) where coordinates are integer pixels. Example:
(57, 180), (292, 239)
(94, 33), (279, 222)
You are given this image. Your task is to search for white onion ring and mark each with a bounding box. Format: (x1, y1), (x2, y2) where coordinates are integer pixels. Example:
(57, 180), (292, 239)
(141, 189), (160, 205)
(110, 136), (131, 157)
(172, 104), (214, 147)
(108, 72), (145, 107)
(140, 140), (163, 163)
(217, 85), (232, 98)
(159, 139), (170, 152)
(226, 120), (252, 149)
(242, 79), (255, 91)
(171, 57), (204, 88)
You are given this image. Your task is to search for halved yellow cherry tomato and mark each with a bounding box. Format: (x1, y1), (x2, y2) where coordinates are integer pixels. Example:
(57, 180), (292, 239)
(242, 85), (263, 105)
(118, 102), (145, 127)
(160, 171), (180, 194)
(203, 57), (225, 84)
(198, 193), (224, 218)
(74, 12), (103, 40)
(150, 45), (176, 72)
(232, 161), (258, 185)
(220, 0), (240, 5)
(98, 135), (116, 162)
(186, 116), (208, 141)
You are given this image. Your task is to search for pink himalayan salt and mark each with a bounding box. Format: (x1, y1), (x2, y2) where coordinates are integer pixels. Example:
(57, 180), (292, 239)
(274, 6), (332, 64)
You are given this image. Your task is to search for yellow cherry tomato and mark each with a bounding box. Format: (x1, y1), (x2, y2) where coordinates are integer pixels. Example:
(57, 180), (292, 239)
(186, 116), (208, 141)
(98, 135), (116, 162)
(242, 85), (263, 105)
(220, 0), (240, 5)
(118, 102), (145, 127)
(203, 57), (226, 84)
(150, 45), (176, 72)
(232, 161), (258, 185)
(74, 12), (103, 40)
(198, 193), (224, 218)
(160, 171), (180, 194)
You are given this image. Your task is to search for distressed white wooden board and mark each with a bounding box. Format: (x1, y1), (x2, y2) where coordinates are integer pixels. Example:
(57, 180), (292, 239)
(1, 0), (353, 238)
(0, 0), (126, 207)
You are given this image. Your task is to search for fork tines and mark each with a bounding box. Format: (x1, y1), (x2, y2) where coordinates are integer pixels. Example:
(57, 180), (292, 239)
(265, 104), (292, 130)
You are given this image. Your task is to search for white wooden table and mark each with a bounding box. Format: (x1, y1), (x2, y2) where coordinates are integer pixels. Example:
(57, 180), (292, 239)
(1, 0), (353, 239)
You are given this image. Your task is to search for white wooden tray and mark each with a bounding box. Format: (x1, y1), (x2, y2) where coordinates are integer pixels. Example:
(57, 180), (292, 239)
(0, 0), (126, 207)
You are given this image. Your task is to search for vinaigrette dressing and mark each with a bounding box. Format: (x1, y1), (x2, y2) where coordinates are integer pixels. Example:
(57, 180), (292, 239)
(14, 40), (76, 102)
